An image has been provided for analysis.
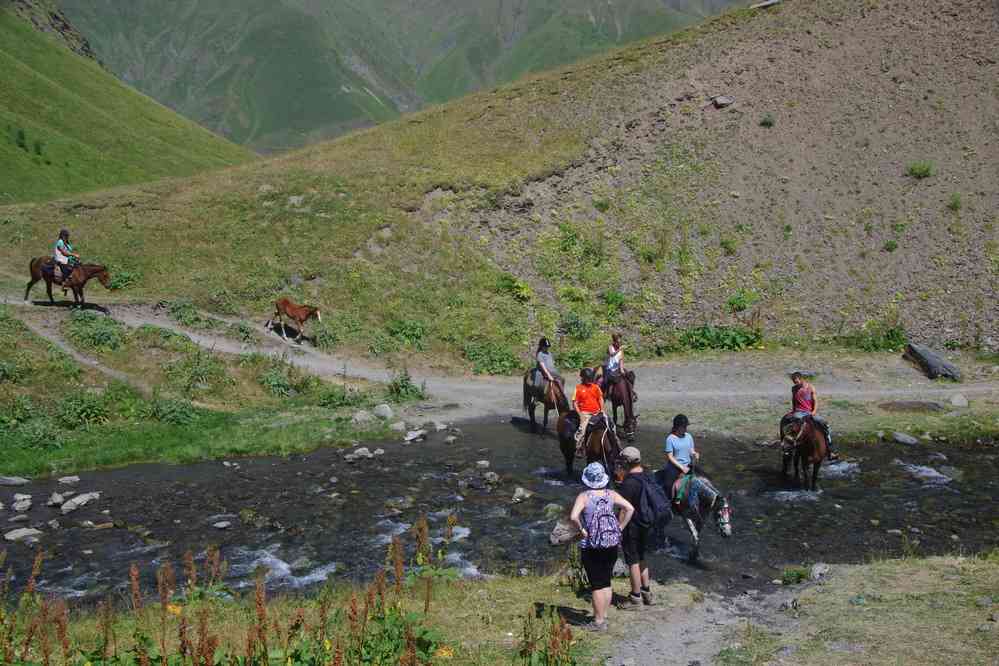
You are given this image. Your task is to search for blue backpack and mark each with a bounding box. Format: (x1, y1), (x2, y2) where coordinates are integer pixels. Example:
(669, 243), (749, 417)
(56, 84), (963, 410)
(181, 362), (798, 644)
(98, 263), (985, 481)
(635, 473), (672, 528)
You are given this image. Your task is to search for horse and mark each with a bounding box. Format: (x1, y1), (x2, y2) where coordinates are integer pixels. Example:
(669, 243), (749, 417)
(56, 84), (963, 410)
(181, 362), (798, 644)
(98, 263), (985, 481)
(24, 257), (110, 306)
(522, 372), (569, 435)
(600, 369), (637, 440)
(653, 469), (732, 562)
(780, 416), (827, 490)
(265, 297), (321, 343)
(556, 411), (620, 478)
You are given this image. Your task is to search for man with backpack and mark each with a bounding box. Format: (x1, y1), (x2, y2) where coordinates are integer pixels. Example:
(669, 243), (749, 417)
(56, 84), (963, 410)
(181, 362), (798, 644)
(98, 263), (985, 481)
(615, 446), (668, 608)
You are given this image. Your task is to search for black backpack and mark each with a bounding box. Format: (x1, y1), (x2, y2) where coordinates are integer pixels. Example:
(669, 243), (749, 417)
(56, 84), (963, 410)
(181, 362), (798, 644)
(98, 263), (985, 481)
(635, 473), (671, 528)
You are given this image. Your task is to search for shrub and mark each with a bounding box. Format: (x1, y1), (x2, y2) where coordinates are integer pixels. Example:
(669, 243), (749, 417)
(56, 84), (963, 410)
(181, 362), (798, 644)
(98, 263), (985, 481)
(462, 340), (520, 375)
(0, 359), (21, 383)
(387, 318), (426, 350)
(312, 320), (340, 351)
(782, 223), (793, 240)
(947, 193), (962, 212)
(496, 273), (533, 302)
(0, 395), (35, 428)
(107, 268), (141, 290)
(593, 197), (611, 212)
(317, 384), (368, 408)
(258, 364), (294, 397)
(838, 320), (907, 352)
(65, 310), (125, 351)
(368, 331), (400, 357)
(760, 112), (775, 128)
(146, 397), (198, 425)
(781, 566), (810, 585)
(560, 312), (596, 340)
(229, 321), (256, 344)
(883, 239), (898, 252)
(561, 348), (593, 371)
(387, 368), (427, 403)
(727, 288), (760, 313)
(7, 417), (65, 449)
(719, 237), (738, 256)
(679, 325), (762, 351)
(906, 161), (934, 179)
(164, 349), (232, 395)
(57, 393), (110, 429)
(167, 299), (218, 329)
(602, 289), (627, 315)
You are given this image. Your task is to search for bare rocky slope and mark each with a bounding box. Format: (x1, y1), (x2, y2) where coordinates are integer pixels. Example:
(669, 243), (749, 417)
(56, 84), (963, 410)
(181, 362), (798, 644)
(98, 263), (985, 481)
(2, 0), (997, 371)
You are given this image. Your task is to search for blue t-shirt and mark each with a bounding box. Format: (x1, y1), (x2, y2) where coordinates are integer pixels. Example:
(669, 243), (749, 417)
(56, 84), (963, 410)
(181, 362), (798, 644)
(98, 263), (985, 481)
(665, 433), (695, 466)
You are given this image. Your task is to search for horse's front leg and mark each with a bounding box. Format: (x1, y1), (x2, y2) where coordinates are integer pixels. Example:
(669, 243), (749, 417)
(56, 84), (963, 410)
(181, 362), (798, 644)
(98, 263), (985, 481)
(810, 461), (821, 492)
(528, 401), (537, 433)
(542, 407), (549, 437)
(45, 279), (54, 304)
(685, 516), (700, 561)
(793, 451), (802, 486)
(296, 320), (305, 342)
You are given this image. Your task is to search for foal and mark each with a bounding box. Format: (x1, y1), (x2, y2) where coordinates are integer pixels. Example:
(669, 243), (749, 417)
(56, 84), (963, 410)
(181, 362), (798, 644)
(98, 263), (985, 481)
(265, 297), (322, 343)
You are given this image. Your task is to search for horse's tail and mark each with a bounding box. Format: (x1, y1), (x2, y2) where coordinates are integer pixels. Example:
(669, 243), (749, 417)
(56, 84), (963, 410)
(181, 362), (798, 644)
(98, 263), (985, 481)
(522, 372), (532, 412)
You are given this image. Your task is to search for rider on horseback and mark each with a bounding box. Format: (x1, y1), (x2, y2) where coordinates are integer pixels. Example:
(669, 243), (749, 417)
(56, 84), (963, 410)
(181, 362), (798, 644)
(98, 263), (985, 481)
(533, 337), (563, 391)
(661, 414), (697, 500)
(781, 372), (837, 461)
(53, 229), (80, 284)
(602, 333), (637, 402)
(572, 367), (607, 457)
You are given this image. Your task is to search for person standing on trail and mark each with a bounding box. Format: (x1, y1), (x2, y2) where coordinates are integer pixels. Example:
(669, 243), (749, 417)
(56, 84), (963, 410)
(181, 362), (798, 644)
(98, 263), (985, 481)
(662, 414), (697, 499)
(615, 446), (655, 609)
(782, 372), (837, 461)
(572, 367), (605, 456)
(570, 462), (634, 632)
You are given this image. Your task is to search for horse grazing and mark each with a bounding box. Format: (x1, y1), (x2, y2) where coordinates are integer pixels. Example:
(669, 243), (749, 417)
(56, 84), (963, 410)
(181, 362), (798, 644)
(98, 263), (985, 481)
(653, 469), (732, 562)
(600, 368), (638, 440)
(265, 298), (322, 343)
(24, 258), (110, 306)
(556, 411), (620, 478)
(522, 373), (569, 435)
(781, 416), (827, 490)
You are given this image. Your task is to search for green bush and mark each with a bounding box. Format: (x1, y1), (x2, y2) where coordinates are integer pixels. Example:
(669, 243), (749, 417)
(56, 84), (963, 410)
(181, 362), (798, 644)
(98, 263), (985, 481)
(312, 320), (340, 351)
(906, 161), (934, 179)
(57, 393), (109, 429)
(838, 321), (907, 352)
(0, 395), (35, 428)
(602, 289), (627, 315)
(883, 239), (898, 253)
(368, 331), (400, 357)
(947, 193), (962, 212)
(387, 368), (427, 403)
(167, 299), (218, 329)
(258, 364), (294, 397)
(147, 397), (198, 425)
(107, 268), (141, 290)
(719, 237), (738, 256)
(316, 384), (368, 408)
(462, 340), (520, 375)
(65, 310), (125, 351)
(760, 112), (775, 128)
(593, 197), (611, 212)
(228, 322), (257, 344)
(560, 312), (596, 340)
(164, 349), (232, 395)
(781, 566), (810, 585)
(727, 289), (760, 314)
(496, 273), (533, 302)
(0, 359), (21, 383)
(556, 285), (589, 304)
(679, 325), (762, 351)
(5, 417), (65, 449)
(387, 318), (426, 350)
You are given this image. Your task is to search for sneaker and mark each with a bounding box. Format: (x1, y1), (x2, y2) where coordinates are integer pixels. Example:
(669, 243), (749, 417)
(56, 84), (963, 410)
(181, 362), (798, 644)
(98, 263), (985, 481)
(641, 588), (655, 606)
(619, 593), (642, 610)
(580, 620), (608, 632)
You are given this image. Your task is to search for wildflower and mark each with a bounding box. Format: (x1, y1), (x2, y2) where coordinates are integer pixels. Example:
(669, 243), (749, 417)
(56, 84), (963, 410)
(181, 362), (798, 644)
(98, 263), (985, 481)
(167, 604), (183, 616)
(434, 645), (455, 659)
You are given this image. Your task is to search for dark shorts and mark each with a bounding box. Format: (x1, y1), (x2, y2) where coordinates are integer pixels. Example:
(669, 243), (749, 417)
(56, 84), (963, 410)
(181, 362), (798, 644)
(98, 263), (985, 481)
(621, 524), (651, 566)
(580, 546), (618, 591)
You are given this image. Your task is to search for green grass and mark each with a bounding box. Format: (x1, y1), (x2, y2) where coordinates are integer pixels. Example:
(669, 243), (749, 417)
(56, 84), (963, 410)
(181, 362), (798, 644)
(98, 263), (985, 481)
(0, 5), (252, 204)
(905, 161), (934, 179)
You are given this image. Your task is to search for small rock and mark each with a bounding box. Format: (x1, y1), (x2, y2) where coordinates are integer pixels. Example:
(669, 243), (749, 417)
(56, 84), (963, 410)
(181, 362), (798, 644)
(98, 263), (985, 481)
(892, 432), (919, 446)
(950, 534), (960, 541)
(4, 527), (43, 542)
(512, 487), (533, 503)
(373, 404), (394, 420)
(350, 447), (374, 459)
(351, 410), (374, 424)
(328, 476), (339, 484)
(13, 494), (30, 501)
(476, 460), (490, 470)
(928, 452), (948, 462)
(776, 646), (798, 658)
(975, 596), (993, 608)
(950, 394), (969, 408)
(977, 623), (995, 633)
(887, 529), (903, 536)
(47, 493), (65, 507)
(712, 95), (735, 108)
(519, 568), (529, 576)
(772, 579), (783, 585)
(47, 519), (60, 530)
(0, 477), (30, 486)
(444, 435), (458, 444)
(13, 500), (31, 513)
(389, 421), (407, 432)
(404, 429), (427, 442)
(57, 476), (80, 485)
(483, 471), (500, 485)
(8, 515), (29, 523)
(82, 549), (93, 555)
(810, 562), (830, 580)
(288, 195), (305, 207)
(433, 421), (448, 432)
(212, 521), (232, 530)
(61, 492), (100, 515)
(543, 503), (563, 520)
(373, 448), (385, 456)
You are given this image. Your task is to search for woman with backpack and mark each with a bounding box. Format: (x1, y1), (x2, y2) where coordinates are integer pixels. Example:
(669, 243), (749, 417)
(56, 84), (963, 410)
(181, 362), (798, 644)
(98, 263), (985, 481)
(569, 462), (635, 632)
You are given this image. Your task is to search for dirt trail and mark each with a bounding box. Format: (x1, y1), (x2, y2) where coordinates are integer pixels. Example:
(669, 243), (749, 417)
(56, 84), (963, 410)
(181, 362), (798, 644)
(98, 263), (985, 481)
(6, 296), (997, 427)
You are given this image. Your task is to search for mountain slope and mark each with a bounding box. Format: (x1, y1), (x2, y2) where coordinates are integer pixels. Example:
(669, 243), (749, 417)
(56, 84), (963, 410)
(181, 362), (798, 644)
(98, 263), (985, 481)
(0, 1), (253, 204)
(58, 0), (741, 152)
(2, 0), (996, 371)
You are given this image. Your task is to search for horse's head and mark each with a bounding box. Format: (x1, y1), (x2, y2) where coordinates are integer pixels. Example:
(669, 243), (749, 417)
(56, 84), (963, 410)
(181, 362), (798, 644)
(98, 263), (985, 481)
(715, 497), (733, 537)
(312, 308), (322, 322)
(96, 267), (111, 289)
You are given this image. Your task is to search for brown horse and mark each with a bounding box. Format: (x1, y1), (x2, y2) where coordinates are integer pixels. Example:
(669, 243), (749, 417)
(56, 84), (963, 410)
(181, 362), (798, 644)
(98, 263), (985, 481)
(601, 369), (638, 440)
(24, 258), (111, 306)
(523, 372), (569, 435)
(556, 412), (620, 478)
(781, 417), (828, 490)
(265, 297), (321, 343)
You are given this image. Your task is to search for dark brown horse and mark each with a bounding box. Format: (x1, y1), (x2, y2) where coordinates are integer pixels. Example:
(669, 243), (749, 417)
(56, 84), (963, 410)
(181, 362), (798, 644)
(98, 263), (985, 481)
(523, 372), (569, 435)
(601, 369), (638, 440)
(556, 412), (620, 478)
(781, 417), (828, 490)
(24, 258), (111, 306)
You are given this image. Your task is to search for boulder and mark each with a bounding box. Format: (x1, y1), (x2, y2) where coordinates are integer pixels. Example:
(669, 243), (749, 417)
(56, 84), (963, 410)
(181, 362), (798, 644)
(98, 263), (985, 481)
(810, 562), (830, 580)
(58, 476), (80, 486)
(404, 429), (427, 442)
(893, 460), (952, 485)
(549, 518), (580, 546)
(950, 394), (969, 408)
(512, 487), (533, 503)
(8, 515), (28, 524)
(892, 432), (919, 446)
(47, 519), (60, 530)
(389, 421), (407, 432)
(543, 503), (564, 520)
(903, 343), (962, 381)
(444, 435), (458, 445)
(212, 521), (232, 530)
(353, 447), (374, 459)
(13, 494), (30, 501)
(47, 493), (65, 507)
(0, 477), (30, 486)
(13, 500), (31, 513)
(483, 471), (500, 485)
(433, 421), (448, 432)
(373, 448), (385, 457)
(712, 95), (735, 108)
(4, 527), (43, 542)
(61, 492), (100, 515)
(373, 404), (394, 420)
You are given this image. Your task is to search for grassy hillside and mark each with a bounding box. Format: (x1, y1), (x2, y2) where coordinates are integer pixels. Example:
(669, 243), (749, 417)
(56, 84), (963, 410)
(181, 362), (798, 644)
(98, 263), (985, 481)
(58, 0), (741, 152)
(1, 0), (996, 373)
(0, 3), (253, 204)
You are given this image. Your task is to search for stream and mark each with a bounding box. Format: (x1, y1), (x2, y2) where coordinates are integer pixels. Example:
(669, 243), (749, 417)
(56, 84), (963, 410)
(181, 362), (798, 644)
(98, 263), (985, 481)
(2, 419), (996, 600)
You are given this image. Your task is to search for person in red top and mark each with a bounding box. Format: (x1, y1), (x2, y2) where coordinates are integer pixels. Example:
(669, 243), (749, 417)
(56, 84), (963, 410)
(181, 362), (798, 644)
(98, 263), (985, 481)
(572, 367), (606, 456)
(781, 372), (837, 460)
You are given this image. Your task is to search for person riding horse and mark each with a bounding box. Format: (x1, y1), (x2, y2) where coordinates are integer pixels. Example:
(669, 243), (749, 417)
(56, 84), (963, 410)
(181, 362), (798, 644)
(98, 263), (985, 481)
(780, 372), (837, 461)
(600, 333), (637, 402)
(52, 228), (81, 285)
(661, 414), (697, 500)
(532, 337), (563, 392)
(572, 367), (608, 457)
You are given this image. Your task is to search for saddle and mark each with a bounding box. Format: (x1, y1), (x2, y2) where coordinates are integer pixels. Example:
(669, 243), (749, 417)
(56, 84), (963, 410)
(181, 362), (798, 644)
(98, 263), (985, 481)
(43, 260), (75, 284)
(584, 412), (611, 439)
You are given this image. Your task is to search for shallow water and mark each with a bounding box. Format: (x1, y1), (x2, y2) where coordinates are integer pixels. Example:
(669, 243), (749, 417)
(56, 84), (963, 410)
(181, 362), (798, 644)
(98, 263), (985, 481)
(2, 419), (996, 599)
